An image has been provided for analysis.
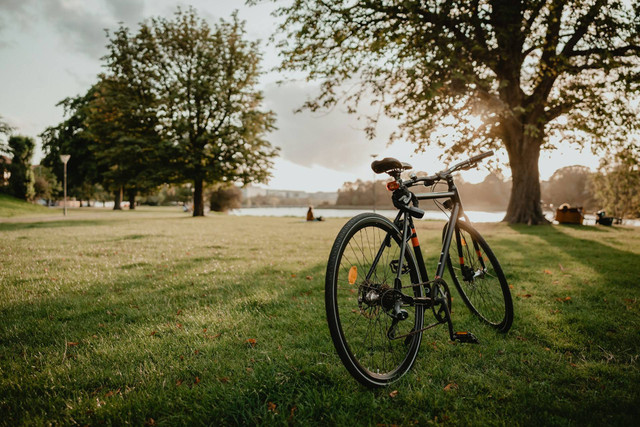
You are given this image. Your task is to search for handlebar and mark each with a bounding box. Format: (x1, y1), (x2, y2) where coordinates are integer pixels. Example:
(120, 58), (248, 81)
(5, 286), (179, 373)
(401, 150), (494, 187)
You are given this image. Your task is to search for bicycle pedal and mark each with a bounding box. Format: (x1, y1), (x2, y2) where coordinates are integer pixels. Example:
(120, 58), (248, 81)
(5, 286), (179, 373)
(453, 331), (479, 344)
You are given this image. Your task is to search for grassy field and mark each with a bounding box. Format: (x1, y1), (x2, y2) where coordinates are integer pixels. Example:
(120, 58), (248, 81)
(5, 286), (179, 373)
(1, 207), (639, 426)
(0, 194), (51, 218)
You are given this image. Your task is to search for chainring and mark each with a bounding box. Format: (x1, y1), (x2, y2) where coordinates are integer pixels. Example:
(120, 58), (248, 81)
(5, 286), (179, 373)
(431, 279), (452, 323)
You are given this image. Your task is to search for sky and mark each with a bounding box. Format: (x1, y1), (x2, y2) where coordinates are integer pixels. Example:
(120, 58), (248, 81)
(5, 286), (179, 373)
(0, 0), (604, 192)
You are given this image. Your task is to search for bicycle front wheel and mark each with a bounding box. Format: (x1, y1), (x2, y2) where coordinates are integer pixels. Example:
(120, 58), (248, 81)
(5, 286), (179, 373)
(326, 213), (424, 387)
(444, 220), (513, 332)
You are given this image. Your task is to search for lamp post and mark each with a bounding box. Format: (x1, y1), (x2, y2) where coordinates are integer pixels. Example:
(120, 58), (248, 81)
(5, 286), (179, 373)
(60, 154), (70, 216)
(371, 154), (378, 213)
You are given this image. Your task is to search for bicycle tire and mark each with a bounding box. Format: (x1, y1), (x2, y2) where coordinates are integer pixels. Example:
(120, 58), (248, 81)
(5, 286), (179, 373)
(326, 213), (425, 387)
(443, 221), (513, 332)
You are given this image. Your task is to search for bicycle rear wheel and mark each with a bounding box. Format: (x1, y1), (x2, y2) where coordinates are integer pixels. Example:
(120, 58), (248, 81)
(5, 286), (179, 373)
(326, 213), (424, 387)
(444, 221), (513, 332)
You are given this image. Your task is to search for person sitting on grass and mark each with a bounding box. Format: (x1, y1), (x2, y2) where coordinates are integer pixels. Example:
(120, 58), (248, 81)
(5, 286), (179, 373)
(307, 206), (324, 222)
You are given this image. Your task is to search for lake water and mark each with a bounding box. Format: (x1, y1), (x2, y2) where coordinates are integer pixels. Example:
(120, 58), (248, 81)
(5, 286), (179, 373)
(231, 207), (640, 226)
(231, 207), (507, 222)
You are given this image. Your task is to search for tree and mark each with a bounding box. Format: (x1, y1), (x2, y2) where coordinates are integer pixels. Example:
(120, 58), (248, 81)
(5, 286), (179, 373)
(84, 78), (172, 210)
(268, 0), (640, 223)
(0, 116), (11, 140)
(591, 145), (640, 218)
(541, 165), (595, 210)
(1, 135), (36, 200)
(33, 165), (62, 203)
(41, 94), (102, 204)
(0, 115), (13, 190)
(105, 8), (278, 216)
(209, 185), (242, 212)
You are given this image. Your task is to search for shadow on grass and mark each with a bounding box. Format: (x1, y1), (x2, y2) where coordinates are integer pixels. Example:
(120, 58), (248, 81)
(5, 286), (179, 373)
(0, 219), (121, 232)
(509, 224), (640, 287)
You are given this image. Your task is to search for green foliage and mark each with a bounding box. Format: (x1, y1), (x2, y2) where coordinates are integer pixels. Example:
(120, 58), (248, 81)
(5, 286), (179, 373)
(269, 0), (640, 223)
(40, 94), (102, 202)
(0, 115), (12, 141)
(591, 146), (640, 218)
(209, 185), (242, 212)
(0, 212), (639, 424)
(33, 165), (62, 202)
(1, 135), (36, 200)
(103, 8), (278, 216)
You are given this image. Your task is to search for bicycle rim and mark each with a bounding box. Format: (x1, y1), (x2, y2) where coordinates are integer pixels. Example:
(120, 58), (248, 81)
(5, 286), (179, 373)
(444, 221), (513, 332)
(326, 214), (424, 387)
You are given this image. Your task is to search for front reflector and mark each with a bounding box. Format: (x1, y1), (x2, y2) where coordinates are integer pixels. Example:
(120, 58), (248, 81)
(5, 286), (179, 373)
(348, 266), (358, 285)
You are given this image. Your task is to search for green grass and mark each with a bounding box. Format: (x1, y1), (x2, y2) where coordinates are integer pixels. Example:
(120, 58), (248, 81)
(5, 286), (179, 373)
(1, 209), (639, 426)
(0, 194), (51, 217)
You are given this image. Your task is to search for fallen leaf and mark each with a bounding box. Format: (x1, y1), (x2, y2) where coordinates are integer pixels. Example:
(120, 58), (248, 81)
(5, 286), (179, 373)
(67, 342), (78, 347)
(176, 379), (183, 386)
(150, 331), (157, 336)
(288, 406), (297, 422)
(305, 275), (312, 280)
(509, 284), (514, 289)
(543, 269), (553, 275)
(389, 390), (399, 398)
(245, 338), (257, 348)
(176, 310), (182, 315)
(291, 274), (296, 278)
(518, 294), (532, 298)
(267, 401), (277, 413)
(443, 383), (458, 392)
(145, 418), (156, 426)
(194, 376), (200, 385)
(558, 263), (565, 271)
(218, 377), (229, 383)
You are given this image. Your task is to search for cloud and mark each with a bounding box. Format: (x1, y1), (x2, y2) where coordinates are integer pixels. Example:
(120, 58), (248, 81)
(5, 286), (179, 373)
(42, 0), (113, 58)
(0, 0), (145, 58)
(104, 0), (144, 24)
(0, 0), (36, 37)
(263, 82), (392, 173)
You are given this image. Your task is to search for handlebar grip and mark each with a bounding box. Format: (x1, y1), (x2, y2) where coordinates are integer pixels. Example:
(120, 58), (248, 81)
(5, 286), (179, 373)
(468, 150), (494, 164)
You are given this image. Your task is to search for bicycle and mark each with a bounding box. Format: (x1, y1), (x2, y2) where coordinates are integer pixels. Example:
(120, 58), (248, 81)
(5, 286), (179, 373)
(325, 151), (513, 387)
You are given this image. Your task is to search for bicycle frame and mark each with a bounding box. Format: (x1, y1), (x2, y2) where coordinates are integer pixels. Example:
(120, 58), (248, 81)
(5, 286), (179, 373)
(368, 176), (489, 340)
(389, 178), (462, 292)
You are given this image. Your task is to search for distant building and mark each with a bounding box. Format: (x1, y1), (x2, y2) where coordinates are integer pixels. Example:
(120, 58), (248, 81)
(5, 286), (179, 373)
(241, 184), (338, 207)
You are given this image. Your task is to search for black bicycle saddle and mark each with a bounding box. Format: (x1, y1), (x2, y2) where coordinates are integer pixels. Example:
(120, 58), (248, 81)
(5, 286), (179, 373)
(371, 157), (413, 174)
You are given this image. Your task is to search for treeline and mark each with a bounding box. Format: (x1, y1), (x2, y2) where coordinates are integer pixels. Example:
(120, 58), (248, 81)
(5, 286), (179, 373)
(335, 173), (510, 211)
(336, 156), (640, 219)
(2, 7), (277, 216)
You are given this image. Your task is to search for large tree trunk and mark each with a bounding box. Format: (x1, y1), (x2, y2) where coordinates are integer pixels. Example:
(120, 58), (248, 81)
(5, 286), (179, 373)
(113, 187), (123, 210)
(193, 179), (205, 216)
(128, 189), (136, 210)
(503, 127), (548, 224)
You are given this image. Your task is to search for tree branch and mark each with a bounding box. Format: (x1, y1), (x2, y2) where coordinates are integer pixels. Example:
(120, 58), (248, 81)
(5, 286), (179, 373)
(560, 0), (607, 56)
